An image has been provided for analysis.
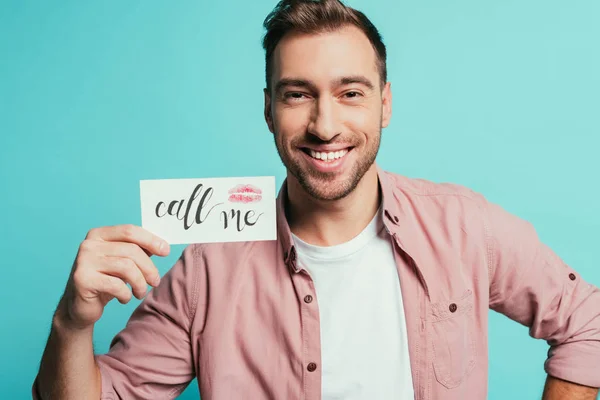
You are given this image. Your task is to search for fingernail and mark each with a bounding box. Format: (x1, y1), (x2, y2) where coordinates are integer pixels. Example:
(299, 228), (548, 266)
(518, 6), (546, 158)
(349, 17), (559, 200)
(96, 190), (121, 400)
(154, 275), (161, 286)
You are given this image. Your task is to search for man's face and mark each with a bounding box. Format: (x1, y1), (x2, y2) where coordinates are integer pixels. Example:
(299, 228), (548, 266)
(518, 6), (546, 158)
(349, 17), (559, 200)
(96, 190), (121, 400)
(264, 25), (392, 201)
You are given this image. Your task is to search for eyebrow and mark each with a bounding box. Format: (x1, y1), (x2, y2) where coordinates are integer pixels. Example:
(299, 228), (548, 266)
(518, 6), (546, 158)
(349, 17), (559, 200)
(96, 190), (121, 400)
(336, 76), (375, 90)
(274, 75), (375, 94)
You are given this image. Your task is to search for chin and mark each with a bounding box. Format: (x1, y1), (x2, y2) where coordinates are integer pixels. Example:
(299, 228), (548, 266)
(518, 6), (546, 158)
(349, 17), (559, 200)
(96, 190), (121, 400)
(299, 174), (356, 201)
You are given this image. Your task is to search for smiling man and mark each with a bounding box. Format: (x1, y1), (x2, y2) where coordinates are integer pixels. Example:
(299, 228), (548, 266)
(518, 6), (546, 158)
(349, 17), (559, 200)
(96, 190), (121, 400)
(33, 0), (600, 399)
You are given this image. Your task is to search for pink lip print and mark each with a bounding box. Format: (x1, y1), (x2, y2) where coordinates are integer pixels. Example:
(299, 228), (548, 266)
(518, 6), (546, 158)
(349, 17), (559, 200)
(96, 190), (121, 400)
(228, 184), (263, 203)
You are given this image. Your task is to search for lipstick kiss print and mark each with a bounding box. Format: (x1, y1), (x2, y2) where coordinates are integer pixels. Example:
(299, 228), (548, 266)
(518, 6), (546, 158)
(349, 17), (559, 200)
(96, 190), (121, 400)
(228, 184), (263, 203)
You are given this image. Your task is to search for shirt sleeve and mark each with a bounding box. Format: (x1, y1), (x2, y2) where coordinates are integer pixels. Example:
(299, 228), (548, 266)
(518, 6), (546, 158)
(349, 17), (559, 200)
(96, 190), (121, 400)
(484, 199), (600, 388)
(32, 244), (201, 399)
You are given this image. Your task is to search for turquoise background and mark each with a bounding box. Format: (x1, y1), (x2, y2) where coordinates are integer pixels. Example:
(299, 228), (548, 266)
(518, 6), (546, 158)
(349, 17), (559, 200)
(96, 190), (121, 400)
(1, 0), (598, 398)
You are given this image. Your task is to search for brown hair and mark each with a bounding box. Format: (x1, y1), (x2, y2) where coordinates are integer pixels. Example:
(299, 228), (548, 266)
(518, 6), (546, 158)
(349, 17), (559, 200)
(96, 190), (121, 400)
(262, 0), (387, 92)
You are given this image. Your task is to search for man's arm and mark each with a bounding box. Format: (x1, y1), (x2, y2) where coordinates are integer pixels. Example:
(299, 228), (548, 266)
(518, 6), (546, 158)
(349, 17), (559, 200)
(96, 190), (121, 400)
(35, 305), (101, 399)
(543, 375), (599, 400)
(482, 198), (600, 392)
(33, 226), (200, 399)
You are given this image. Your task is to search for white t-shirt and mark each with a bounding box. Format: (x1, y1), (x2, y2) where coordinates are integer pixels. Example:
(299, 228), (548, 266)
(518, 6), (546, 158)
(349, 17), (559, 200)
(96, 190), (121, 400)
(292, 208), (415, 400)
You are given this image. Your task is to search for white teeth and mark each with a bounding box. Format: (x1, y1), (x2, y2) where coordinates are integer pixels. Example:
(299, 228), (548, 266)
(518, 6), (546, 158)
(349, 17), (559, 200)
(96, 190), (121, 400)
(308, 149), (349, 162)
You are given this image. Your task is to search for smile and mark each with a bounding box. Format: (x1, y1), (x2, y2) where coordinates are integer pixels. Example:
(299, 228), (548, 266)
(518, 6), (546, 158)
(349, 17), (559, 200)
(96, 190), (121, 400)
(305, 148), (349, 162)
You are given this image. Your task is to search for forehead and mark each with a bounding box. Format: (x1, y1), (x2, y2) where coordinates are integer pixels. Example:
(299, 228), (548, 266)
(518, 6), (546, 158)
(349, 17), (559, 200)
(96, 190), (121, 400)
(271, 25), (379, 87)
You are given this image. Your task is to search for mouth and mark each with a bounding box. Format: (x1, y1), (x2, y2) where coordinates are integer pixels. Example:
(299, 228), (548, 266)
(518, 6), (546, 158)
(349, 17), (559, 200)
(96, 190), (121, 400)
(228, 184), (263, 203)
(299, 146), (353, 173)
(301, 147), (351, 163)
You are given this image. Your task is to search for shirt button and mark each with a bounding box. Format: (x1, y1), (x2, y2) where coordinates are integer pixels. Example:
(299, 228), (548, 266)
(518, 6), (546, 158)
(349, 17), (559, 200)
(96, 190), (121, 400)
(449, 303), (458, 313)
(307, 362), (317, 372)
(569, 273), (576, 281)
(304, 295), (313, 303)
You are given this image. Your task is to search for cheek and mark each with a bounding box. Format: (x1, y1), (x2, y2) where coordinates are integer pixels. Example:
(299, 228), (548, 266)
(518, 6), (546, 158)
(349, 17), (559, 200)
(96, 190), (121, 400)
(275, 107), (310, 138)
(341, 107), (379, 133)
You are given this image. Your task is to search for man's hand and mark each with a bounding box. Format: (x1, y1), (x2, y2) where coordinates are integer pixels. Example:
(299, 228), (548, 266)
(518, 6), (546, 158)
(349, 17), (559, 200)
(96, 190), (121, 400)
(56, 224), (170, 331)
(543, 375), (599, 400)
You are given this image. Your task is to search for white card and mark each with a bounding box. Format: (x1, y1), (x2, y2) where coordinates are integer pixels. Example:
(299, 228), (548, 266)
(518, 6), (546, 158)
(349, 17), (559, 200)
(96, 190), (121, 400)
(140, 176), (277, 245)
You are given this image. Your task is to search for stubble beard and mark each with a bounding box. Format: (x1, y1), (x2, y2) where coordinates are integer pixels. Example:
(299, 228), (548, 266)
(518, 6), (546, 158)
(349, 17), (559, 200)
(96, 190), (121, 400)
(274, 126), (382, 202)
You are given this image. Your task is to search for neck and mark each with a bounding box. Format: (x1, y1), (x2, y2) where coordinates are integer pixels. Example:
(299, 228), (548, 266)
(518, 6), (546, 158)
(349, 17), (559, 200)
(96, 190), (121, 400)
(286, 165), (381, 246)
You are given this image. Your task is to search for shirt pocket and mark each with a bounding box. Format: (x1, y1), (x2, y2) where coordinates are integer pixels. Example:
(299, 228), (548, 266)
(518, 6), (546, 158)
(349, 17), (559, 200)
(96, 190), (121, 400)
(430, 289), (476, 389)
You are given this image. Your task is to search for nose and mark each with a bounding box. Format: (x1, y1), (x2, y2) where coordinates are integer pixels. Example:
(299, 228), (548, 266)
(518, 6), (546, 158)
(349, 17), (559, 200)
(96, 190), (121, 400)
(306, 97), (340, 141)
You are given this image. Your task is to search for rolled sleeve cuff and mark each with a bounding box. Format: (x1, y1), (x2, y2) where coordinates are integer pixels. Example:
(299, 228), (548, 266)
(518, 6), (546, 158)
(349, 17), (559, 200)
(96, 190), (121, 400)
(545, 341), (600, 388)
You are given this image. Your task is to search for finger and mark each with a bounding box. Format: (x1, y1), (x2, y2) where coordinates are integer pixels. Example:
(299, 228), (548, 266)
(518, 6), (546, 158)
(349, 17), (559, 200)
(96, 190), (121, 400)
(86, 224), (170, 257)
(99, 256), (149, 300)
(98, 241), (161, 287)
(96, 273), (133, 304)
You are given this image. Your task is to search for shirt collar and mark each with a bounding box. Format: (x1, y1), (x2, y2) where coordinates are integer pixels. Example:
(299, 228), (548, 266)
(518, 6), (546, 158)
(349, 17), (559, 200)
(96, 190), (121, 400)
(275, 179), (298, 271)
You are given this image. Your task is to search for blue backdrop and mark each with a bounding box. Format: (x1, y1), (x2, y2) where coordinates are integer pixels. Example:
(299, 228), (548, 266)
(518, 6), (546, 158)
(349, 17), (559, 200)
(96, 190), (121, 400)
(1, 0), (598, 398)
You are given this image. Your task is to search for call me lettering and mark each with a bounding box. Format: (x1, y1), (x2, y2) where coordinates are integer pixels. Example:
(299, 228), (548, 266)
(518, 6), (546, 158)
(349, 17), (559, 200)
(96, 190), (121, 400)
(154, 184), (263, 232)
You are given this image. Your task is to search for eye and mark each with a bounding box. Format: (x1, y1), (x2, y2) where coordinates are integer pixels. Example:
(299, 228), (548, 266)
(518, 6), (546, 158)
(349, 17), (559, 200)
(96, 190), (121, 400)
(284, 92), (308, 101)
(343, 91), (363, 99)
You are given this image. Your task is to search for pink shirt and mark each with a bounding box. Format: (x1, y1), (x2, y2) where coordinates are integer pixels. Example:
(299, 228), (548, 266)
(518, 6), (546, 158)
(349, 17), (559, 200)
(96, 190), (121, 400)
(33, 165), (600, 399)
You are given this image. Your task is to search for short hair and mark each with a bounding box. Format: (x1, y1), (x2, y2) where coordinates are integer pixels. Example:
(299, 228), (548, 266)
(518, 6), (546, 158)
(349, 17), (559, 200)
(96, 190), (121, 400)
(262, 0), (387, 92)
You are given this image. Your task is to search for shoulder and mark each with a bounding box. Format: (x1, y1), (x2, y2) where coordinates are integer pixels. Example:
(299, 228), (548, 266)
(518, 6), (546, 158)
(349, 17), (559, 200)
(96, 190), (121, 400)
(382, 169), (487, 208)
(180, 239), (277, 275)
(380, 169), (493, 235)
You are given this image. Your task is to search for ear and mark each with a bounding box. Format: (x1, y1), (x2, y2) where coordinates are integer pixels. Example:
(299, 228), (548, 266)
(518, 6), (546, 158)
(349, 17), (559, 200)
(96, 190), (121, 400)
(264, 88), (275, 134)
(381, 81), (392, 128)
